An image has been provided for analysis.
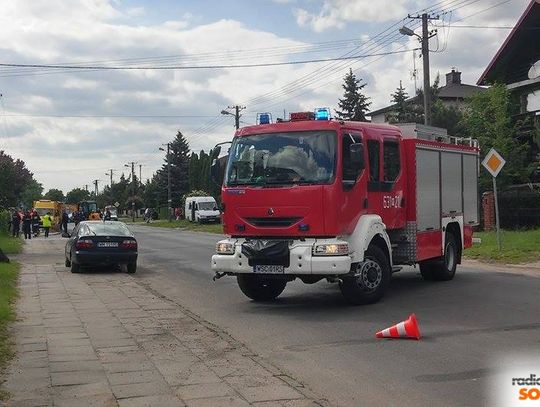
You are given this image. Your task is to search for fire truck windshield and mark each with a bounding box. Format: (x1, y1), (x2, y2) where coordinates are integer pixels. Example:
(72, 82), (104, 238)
(225, 130), (336, 186)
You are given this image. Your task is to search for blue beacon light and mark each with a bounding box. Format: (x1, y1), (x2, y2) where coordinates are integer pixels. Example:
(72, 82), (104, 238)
(314, 108), (330, 121)
(258, 113), (271, 125)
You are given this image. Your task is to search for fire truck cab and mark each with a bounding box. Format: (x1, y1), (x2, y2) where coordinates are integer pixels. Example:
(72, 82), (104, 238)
(211, 110), (479, 304)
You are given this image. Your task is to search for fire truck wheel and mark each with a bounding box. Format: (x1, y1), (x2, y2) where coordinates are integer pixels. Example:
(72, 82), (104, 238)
(237, 275), (287, 301)
(419, 233), (458, 281)
(434, 233), (458, 280)
(340, 245), (391, 305)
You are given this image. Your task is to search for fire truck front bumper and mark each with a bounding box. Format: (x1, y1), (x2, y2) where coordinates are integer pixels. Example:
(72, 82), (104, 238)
(211, 238), (352, 276)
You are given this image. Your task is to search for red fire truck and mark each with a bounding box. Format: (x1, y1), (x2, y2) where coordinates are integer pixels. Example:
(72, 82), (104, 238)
(211, 109), (479, 304)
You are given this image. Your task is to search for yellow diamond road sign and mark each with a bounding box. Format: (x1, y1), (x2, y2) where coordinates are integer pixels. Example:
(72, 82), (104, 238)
(482, 148), (506, 177)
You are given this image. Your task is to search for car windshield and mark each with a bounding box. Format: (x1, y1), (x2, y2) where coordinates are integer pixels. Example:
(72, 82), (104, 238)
(86, 222), (132, 236)
(225, 131), (336, 186)
(198, 202), (215, 210)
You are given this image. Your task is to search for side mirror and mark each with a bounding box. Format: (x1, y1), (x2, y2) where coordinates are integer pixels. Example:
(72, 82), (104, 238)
(350, 143), (365, 171)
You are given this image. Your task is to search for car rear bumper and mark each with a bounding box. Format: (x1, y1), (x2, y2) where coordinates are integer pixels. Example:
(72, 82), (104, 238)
(73, 251), (137, 265)
(211, 238), (351, 275)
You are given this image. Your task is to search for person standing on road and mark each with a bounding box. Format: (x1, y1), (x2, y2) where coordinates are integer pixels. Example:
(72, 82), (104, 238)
(42, 212), (52, 238)
(31, 209), (41, 237)
(11, 209), (21, 237)
(22, 211), (32, 240)
(61, 210), (69, 235)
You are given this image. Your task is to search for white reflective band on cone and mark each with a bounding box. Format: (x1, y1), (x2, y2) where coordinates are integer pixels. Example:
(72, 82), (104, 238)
(396, 322), (407, 337)
(381, 328), (391, 337)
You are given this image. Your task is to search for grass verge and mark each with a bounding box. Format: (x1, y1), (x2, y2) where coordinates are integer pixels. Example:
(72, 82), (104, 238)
(0, 235), (22, 256)
(464, 229), (540, 264)
(0, 232), (22, 400)
(125, 218), (223, 234)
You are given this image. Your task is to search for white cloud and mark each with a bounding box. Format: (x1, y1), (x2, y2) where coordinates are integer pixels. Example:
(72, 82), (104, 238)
(294, 0), (408, 32)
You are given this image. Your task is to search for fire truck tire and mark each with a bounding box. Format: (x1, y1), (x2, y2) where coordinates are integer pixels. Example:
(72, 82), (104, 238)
(237, 275), (287, 301)
(339, 245), (391, 305)
(419, 233), (458, 281)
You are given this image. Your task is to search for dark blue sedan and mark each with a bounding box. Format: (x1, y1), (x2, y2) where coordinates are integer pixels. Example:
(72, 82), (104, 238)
(65, 221), (138, 273)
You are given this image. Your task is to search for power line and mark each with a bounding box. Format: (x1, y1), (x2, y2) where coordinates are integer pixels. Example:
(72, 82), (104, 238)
(0, 49), (418, 72)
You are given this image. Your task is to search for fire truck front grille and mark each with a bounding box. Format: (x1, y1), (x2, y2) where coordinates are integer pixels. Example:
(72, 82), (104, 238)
(245, 217), (302, 227)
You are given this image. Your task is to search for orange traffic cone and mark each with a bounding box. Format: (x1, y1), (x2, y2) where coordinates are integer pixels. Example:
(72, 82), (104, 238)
(376, 313), (421, 340)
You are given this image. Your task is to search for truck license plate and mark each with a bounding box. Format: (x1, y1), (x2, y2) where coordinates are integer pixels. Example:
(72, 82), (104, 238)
(253, 265), (284, 274)
(98, 242), (118, 248)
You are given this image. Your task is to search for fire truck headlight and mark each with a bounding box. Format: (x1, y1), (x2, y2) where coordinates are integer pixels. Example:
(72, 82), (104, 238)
(313, 243), (349, 256)
(216, 241), (235, 255)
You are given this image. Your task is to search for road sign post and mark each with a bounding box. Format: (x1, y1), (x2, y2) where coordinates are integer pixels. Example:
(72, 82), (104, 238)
(481, 148), (506, 251)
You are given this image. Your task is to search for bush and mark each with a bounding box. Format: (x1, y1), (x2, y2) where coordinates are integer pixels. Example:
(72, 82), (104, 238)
(0, 211), (10, 235)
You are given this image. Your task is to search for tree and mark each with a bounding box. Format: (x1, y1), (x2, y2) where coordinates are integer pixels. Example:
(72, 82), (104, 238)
(460, 83), (534, 191)
(155, 131), (190, 207)
(386, 81), (423, 124)
(0, 151), (35, 209)
(20, 179), (43, 209)
(431, 100), (465, 137)
(335, 68), (371, 121)
(43, 188), (64, 202)
(65, 188), (90, 204)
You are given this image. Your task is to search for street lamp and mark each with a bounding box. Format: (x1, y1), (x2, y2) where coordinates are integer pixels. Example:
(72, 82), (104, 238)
(399, 18), (434, 125)
(399, 26), (418, 38)
(221, 105), (245, 130)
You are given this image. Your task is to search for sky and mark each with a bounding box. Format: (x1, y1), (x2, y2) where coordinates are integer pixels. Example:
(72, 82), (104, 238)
(0, 0), (536, 193)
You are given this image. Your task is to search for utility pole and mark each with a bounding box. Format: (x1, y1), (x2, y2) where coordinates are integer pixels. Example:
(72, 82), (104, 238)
(92, 179), (99, 197)
(404, 13), (438, 125)
(221, 105), (246, 130)
(85, 184), (88, 193)
(138, 164), (143, 186)
(125, 161), (137, 222)
(105, 169), (115, 187)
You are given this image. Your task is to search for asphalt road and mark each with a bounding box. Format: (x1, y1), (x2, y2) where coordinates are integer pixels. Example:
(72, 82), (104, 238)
(127, 224), (540, 407)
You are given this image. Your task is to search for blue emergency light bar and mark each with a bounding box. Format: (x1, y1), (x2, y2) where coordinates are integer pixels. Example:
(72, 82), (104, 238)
(314, 107), (330, 121)
(257, 113), (272, 125)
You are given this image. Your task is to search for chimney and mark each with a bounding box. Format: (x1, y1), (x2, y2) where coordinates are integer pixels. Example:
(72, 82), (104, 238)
(446, 68), (461, 85)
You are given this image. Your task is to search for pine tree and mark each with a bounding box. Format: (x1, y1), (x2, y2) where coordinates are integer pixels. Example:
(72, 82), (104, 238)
(386, 81), (424, 124)
(334, 68), (371, 121)
(156, 131), (190, 207)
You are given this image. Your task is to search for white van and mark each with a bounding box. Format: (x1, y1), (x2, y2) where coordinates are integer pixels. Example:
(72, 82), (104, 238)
(185, 196), (221, 223)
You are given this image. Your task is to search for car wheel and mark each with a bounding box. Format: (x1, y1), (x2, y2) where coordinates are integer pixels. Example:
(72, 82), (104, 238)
(70, 259), (80, 273)
(127, 262), (137, 274)
(65, 257), (71, 267)
(339, 245), (391, 305)
(237, 275), (287, 301)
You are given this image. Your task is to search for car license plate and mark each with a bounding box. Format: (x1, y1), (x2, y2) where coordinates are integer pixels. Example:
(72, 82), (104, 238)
(253, 265), (284, 274)
(97, 242), (118, 248)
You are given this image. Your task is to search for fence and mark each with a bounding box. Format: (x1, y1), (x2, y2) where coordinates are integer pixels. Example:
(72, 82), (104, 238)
(483, 189), (540, 230)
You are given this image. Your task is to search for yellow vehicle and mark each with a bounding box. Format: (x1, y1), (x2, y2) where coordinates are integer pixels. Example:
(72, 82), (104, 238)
(78, 201), (101, 220)
(33, 200), (62, 230)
